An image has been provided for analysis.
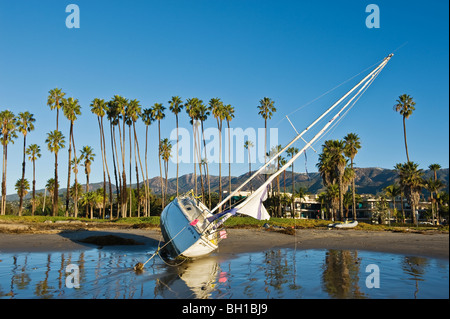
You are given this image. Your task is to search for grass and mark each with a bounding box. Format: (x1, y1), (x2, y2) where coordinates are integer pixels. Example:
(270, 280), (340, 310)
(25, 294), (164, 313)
(0, 215), (447, 233)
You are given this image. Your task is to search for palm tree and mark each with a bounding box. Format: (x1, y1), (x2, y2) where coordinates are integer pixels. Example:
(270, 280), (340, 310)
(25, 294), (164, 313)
(0, 110), (17, 215)
(63, 97), (81, 217)
(168, 96), (184, 197)
(45, 178), (59, 213)
(394, 94), (416, 162)
(323, 140), (347, 220)
(16, 111), (35, 216)
(106, 100), (122, 218)
(26, 144), (41, 215)
(257, 97), (276, 171)
(152, 103), (166, 208)
(244, 140), (254, 192)
(70, 156), (82, 218)
(80, 191), (98, 219)
(210, 98), (225, 207)
(91, 98), (113, 219)
(286, 147), (299, 197)
(15, 178), (30, 211)
(80, 145), (95, 216)
(47, 88), (66, 131)
(160, 138), (173, 201)
(396, 161), (423, 224)
(141, 108), (154, 216)
(424, 178), (444, 225)
(112, 95), (129, 217)
(197, 101), (211, 208)
(384, 183), (401, 222)
(45, 130), (65, 216)
(428, 163), (442, 224)
(428, 164), (441, 182)
(185, 98), (202, 197)
(224, 104), (235, 208)
(344, 133), (361, 221)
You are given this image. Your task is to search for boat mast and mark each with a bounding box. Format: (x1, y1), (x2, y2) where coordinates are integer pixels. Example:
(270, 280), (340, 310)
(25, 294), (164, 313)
(211, 53), (394, 214)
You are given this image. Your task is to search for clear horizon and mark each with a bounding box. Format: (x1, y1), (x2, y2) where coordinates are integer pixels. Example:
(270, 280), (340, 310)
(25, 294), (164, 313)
(0, 0), (448, 195)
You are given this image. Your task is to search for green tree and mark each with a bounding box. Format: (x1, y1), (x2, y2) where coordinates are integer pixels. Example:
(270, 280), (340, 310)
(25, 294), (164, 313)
(224, 104), (235, 208)
(45, 130), (65, 216)
(16, 111), (35, 216)
(26, 144), (41, 216)
(0, 110), (17, 215)
(396, 161), (423, 224)
(210, 98), (226, 207)
(257, 97), (276, 171)
(394, 94), (416, 162)
(168, 96), (184, 197)
(80, 145), (95, 216)
(159, 138), (173, 203)
(63, 97), (81, 217)
(141, 108), (154, 216)
(91, 98), (113, 219)
(15, 178), (30, 209)
(47, 88), (66, 131)
(343, 133), (361, 221)
(384, 183), (401, 222)
(152, 103), (166, 208)
(244, 140), (255, 192)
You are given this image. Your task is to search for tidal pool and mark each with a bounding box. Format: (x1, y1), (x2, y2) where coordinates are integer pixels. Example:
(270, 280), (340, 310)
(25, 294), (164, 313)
(0, 247), (448, 299)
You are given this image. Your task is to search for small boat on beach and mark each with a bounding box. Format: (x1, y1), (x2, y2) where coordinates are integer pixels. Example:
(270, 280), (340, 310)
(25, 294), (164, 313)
(159, 53), (394, 260)
(328, 220), (359, 229)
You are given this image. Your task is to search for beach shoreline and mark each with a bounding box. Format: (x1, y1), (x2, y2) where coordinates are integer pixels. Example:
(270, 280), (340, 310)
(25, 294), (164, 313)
(0, 227), (448, 260)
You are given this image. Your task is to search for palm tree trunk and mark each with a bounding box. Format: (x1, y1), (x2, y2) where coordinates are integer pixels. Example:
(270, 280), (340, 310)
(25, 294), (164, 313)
(72, 134), (78, 218)
(98, 118), (106, 219)
(403, 116), (410, 162)
(227, 121), (232, 208)
(53, 152), (59, 217)
(218, 124), (222, 212)
(1, 143), (7, 215)
(201, 121), (211, 208)
(351, 159), (357, 220)
(145, 125), (150, 216)
(129, 126), (132, 217)
(111, 124), (121, 218)
(176, 115), (179, 197)
(119, 119), (127, 218)
(32, 159), (36, 216)
(158, 120), (164, 209)
(64, 122), (74, 217)
(133, 124), (146, 217)
(18, 134), (27, 216)
(100, 118), (113, 220)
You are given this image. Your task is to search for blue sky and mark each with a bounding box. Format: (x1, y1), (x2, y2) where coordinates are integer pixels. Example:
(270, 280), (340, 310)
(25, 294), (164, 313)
(0, 0), (448, 194)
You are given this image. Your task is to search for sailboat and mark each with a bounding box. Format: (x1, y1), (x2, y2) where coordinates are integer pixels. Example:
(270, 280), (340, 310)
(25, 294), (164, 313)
(160, 53), (394, 259)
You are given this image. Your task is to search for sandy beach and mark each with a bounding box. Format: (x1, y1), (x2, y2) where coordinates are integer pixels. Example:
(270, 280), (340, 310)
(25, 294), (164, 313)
(0, 226), (448, 260)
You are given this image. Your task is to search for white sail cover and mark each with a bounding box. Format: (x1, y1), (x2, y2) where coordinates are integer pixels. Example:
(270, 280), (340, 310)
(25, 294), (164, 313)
(235, 186), (271, 220)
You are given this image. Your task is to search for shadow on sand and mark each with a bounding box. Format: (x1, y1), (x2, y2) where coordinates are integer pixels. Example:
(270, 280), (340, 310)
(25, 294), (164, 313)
(57, 229), (161, 252)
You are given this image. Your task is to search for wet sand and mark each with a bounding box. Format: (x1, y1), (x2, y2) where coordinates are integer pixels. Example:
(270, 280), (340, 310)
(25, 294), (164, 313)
(0, 227), (448, 260)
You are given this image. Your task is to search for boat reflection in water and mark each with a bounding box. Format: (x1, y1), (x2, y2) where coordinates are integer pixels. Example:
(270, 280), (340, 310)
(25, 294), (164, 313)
(154, 257), (223, 299)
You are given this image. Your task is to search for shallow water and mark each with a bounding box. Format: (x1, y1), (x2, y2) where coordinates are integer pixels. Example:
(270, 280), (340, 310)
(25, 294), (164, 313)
(0, 245), (448, 299)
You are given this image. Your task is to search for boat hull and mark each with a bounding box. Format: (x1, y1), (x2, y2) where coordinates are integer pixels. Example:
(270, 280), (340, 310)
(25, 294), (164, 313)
(160, 197), (218, 258)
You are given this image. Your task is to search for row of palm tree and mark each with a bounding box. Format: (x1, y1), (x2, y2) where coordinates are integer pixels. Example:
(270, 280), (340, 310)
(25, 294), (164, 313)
(1, 89), (281, 218)
(316, 133), (361, 221)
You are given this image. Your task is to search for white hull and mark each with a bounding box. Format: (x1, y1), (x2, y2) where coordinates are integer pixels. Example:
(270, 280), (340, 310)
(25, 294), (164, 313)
(160, 196), (219, 258)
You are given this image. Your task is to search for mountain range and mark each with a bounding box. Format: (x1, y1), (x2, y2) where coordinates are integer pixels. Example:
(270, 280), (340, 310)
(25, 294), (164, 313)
(6, 167), (449, 201)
